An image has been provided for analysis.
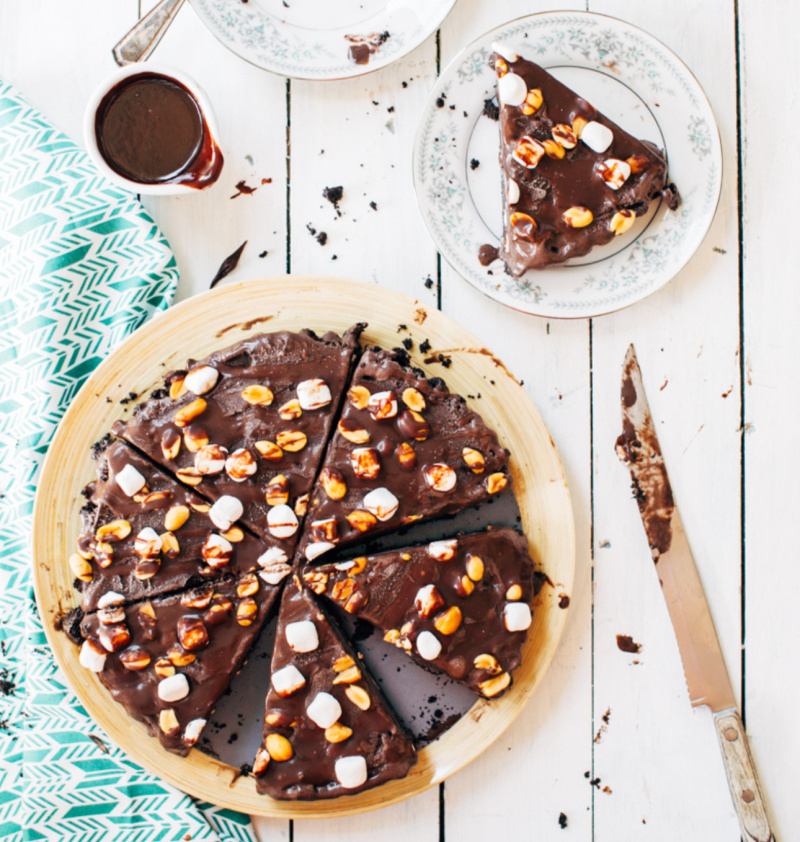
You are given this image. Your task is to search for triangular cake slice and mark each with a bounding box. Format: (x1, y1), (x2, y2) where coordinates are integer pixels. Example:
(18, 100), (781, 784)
(253, 576), (416, 800)
(305, 527), (534, 699)
(75, 439), (292, 612)
(490, 42), (680, 275)
(296, 347), (512, 563)
(77, 573), (282, 754)
(113, 326), (364, 548)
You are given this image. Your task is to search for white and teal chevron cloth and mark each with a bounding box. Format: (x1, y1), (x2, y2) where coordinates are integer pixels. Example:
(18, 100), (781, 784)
(0, 79), (257, 842)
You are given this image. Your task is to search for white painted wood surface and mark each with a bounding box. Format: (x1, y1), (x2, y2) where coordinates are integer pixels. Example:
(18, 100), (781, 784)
(1, 0), (797, 839)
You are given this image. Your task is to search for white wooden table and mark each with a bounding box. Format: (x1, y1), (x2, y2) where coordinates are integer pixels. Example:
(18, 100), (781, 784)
(2, 1), (797, 839)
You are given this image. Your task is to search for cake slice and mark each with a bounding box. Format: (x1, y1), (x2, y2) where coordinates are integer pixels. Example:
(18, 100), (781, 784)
(113, 326), (364, 548)
(77, 573), (282, 755)
(253, 576), (416, 800)
(489, 42), (679, 275)
(305, 527), (534, 698)
(75, 439), (292, 612)
(296, 347), (512, 563)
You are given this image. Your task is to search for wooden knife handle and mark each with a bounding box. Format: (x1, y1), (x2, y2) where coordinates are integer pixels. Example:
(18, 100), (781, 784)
(713, 709), (774, 842)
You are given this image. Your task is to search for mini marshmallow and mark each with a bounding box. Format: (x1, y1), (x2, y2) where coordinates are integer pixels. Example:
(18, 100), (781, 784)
(209, 495), (243, 531)
(306, 691), (342, 729)
(504, 601), (532, 632)
(195, 444), (227, 475)
(497, 72), (527, 107)
(286, 620), (319, 653)
(97, 591), (124, 609)
(305, 541), (335, 561)
(367, 390), (398, 419)
(297, 378), (332, 410)
(416, 630), (442, 661)
(491, 39), (519, 63)
(580, 121), (614, 153)
(184, 365), (219, 395)
(428, 539), (458, 561)
(258, 546), (288, 567)
(134, 527), (162, 558)
(363, 487), (399, 521)
(202, 533), (233, 568)
(335, 755), (368, 789)
(507, 179), (520, 205)
(600, 158), (632, 190)
(271, 664), (306, 697)
(267, 504), (299, 539)
(183, 718), (206, 746)
(335, 560), (355, 571)
(79, 640), (107, 672)
(158, 672), (190, 703)
(115, 463), (146, 497)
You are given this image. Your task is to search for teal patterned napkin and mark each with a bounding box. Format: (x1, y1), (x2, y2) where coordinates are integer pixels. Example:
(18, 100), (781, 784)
(0, 79), (257, 841)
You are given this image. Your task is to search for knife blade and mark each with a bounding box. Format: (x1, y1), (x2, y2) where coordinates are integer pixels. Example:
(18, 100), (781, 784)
(617, 344), (774, 842)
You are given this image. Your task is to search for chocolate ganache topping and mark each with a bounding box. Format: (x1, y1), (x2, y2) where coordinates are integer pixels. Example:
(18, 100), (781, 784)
(113, 327), (364, 549)
(489, 43), (680, 275)
(78, 574), (281, 755)
(253, 577), (417, 799)
(297, 346), (512, 563)
(306, 527), (534, 698)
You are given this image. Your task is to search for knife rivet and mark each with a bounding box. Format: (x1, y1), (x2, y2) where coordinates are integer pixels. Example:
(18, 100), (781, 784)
(724, 728), (739, 742)
(741, 789), (755, 803)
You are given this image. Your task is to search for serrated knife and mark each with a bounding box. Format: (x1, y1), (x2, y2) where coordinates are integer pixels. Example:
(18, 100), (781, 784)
(616, 345), (774, 842)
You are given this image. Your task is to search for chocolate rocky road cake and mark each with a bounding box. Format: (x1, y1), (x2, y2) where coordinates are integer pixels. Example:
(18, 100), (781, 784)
(304, 527), (534, 699)
(253, 576), (417, 799)
(488, 41), (680, 275)
(66, 327), (535, 799)
(74, 439), (292, 613)
(78, 574), (281, 754)
(113, 326), (364, 550)
(296, 346), (512, 563)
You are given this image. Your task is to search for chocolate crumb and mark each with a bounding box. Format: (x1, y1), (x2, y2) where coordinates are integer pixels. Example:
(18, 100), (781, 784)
(424, 276), (434, 289)
(402, 338), (414, 351)
(88, 734), (110, 754)
(258, 250), (268, 258)
(470, 158), (480, 170)
(369, 201), (378, 210)
(558, 813), (568, 829)
(397, 323), (408, 332)
(602, 707), (611, 724)
(558, 594), (570, 609)
(616, 634), (642, 654)
(402, 80), (408, 88)
(713, 246), (727, 254)
(483, 97), (499, 121)
(449, 104), (456, 110)
(436, 97), (445, 108)
(0, 677), (16, 696)
(387, 106), (394, 113)
(602, 785), (612, 794)
(589, 777), (601, 787)
(419, 339), (431, 353)
(599, 540), (611, 548)
(306, 223), (317, 236)
(323, 185), (344, 216)
(119, 391), (137, 405)
(316, 231), (328, 246)
(210, 241), (247, 288)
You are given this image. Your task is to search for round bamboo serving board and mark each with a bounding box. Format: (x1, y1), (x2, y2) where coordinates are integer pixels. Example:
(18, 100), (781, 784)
(32, 276), (575, 818)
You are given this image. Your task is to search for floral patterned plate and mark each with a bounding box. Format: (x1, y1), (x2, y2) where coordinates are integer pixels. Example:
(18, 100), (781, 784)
(412, 12), (722, 319)
(189, 0), (456, 80)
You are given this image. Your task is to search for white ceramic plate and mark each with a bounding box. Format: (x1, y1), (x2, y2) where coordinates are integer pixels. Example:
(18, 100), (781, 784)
(189, 0), (457, 80)
(413, 12), (722, 319)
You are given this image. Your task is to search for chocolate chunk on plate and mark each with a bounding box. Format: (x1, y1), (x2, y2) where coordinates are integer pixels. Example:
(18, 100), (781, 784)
(253, 576), (416, 799)
(305, 527), (535, 698)
(113, 326), (364, 549)
(76, 440), (291, 612)
(78, 573), (281, 755)
(491, 41), (679, 275)
(296, 346), (512, 562)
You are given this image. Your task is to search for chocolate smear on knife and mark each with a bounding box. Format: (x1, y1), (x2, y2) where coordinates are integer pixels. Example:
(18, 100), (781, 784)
(210, 241), (247, 288)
